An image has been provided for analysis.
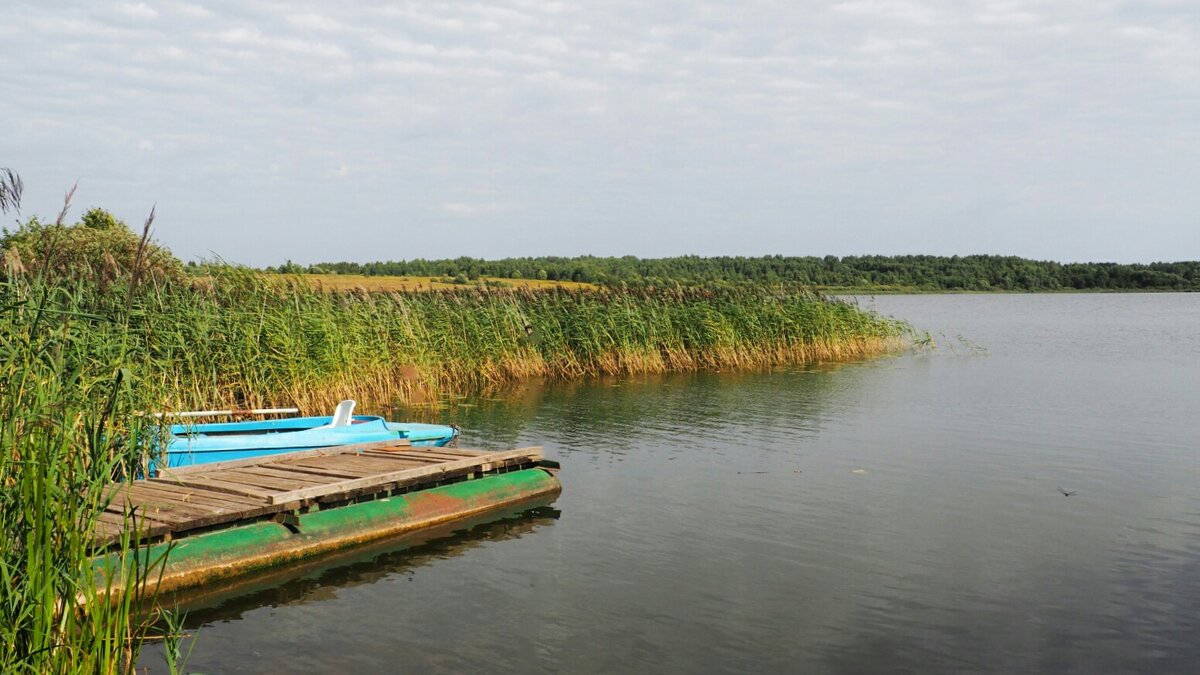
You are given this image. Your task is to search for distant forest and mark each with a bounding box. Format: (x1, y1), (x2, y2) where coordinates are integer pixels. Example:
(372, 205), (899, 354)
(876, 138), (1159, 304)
(266, 255), (1200, 291)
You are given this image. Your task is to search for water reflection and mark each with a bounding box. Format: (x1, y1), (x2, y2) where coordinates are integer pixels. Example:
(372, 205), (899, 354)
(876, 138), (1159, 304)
(161, 504), (560, 627)
(394, 363), (880, 457)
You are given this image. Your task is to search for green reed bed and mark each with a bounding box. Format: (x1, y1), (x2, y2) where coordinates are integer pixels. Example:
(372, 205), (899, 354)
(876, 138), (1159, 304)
(59, 269), (911, 412)
(0, 280), (186, 674)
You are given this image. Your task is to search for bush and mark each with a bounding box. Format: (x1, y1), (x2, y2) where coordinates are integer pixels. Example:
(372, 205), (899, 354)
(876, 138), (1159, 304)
(1, 208), (184, 284)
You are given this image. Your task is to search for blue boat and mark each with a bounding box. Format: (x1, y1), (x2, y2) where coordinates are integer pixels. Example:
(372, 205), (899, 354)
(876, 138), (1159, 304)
(163, 400), (457, 469)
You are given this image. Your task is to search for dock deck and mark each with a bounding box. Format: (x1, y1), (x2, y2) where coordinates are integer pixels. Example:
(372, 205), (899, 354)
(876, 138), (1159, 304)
(97, 440), (549, 547)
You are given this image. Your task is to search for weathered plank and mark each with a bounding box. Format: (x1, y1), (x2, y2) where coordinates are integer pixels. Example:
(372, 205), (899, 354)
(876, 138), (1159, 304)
(96, 509), (172, 538)
(105, 501), (200, 528)
(118, 492), (237, 523)
(310, 456), (433, 472)
(226, 466), (333, 486)
(361, 449), (472, 462)
(353, 454), (445, 467)
(405, 447), (491, 457)
(269, 463), (366, 480)
(308, 463), (496, 503)
(267, 447), (543, 504)
(118, 481), (261, 510)
(149, 475), (276, 500)
(116, 488), (227, 520)
(209, 469), (323, 492)
(90, 518), (125, 542)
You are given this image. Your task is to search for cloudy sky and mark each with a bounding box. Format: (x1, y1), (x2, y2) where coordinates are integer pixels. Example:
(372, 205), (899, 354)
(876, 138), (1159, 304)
(2, 1), (1197, 265)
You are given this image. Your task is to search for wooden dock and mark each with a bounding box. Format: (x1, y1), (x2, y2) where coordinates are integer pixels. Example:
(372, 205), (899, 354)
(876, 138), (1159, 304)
(96, 440), (550, 547)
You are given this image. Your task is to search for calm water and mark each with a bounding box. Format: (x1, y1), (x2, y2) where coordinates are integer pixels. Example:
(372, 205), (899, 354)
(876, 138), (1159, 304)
(146, 294), (1200, 674)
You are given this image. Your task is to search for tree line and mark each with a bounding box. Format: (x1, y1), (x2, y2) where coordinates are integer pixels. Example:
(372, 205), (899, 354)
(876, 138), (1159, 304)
(266, 254), (1200, 291)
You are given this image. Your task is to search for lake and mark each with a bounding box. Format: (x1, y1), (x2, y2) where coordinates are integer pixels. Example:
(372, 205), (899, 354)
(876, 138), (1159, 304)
(145, 293), (1200, 674)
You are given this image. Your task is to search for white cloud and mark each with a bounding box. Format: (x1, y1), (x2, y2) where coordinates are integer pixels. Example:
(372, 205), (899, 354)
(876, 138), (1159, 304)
(532, 36), (569, 54)
(832, 1), (937, 25)
(210, 25), (347, 58)
(115, 2), (158, 19)
(976, 2), (1041, 25)
(170, 2), (211, 19)
(440, 202), (519, 216)
(287, 12), (344, 32)
(0, 0), (1196, 264)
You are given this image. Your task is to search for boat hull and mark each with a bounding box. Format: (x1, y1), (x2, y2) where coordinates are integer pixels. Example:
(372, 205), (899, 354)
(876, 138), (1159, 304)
(164, 416), (457, 468)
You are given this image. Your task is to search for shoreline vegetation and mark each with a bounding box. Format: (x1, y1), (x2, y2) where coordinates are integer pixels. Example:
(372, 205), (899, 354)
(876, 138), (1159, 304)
(6, 269), (911, 416)
(0, 188), (910, 672)
(269, 254), (1200, 293)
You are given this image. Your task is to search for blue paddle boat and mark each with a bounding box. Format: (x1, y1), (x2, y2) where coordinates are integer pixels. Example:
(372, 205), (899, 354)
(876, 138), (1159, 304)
(162, 400), (457, 469)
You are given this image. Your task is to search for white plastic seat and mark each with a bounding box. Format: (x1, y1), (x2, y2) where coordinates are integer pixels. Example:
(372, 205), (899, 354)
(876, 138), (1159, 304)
(319, 399), (356, 429)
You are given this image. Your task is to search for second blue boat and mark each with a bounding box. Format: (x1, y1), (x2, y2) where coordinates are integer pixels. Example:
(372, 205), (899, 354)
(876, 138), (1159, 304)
(163, 400), (458, 468)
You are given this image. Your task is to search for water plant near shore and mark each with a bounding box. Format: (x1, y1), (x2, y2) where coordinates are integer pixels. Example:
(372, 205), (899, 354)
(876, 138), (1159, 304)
(107, 270), (910, 413)
(0, 278), (180, 673)
(3, 269), (909, 417)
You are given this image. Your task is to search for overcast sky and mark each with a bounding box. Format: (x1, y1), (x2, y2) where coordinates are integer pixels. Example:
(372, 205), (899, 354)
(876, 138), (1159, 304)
(2, 1), (1197, 265)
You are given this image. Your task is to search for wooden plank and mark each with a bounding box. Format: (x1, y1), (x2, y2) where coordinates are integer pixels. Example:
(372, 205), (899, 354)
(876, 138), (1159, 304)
(120, 490), (233, 518)
(361, 449), (470, 462)
(95, 511), (168, 543)
(307, 455), (531, 504)
(311, 463), (491, 503)
(159, 438), (413, 476)
(335, 453), (440, 467)
(148, 476), (276, 500)
(96, 511), (132, 526)
(267, 463), (365, 480)
(96, 509), (173, 536)
(118, 497), (249, 531)
(105, 500), (199, 528)
(144, 477), (271, 507)
(91, 519), (125, 542)
(117, 481), (262, 510)
(268, 447), (543, 504)
(356, 451), (444, 464)
(348, 452), (509, 473)
(437, 448), (491, 456)
(229, 466), (334, 486)
(122, 503), (223, 528)
(104, 496), (194, 523)
(400, 447), (483, 457)
(367, 444), (476, 455)
(311, 455), (433, 472)
(208, 470), (318, 492)
(285, 463), (383, 478)
(117, 488), (228, 520)
(129, 484), (285, 529)
(280, 458), (393, 475)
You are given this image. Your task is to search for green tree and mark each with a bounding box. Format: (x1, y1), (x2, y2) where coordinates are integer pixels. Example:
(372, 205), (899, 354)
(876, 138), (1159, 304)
(1, 208), (184, 283)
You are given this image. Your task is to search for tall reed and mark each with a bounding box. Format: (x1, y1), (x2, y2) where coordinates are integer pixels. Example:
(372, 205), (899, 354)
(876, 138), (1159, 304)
(75, 269), (911, 413)
(0, 278), (178, 673)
